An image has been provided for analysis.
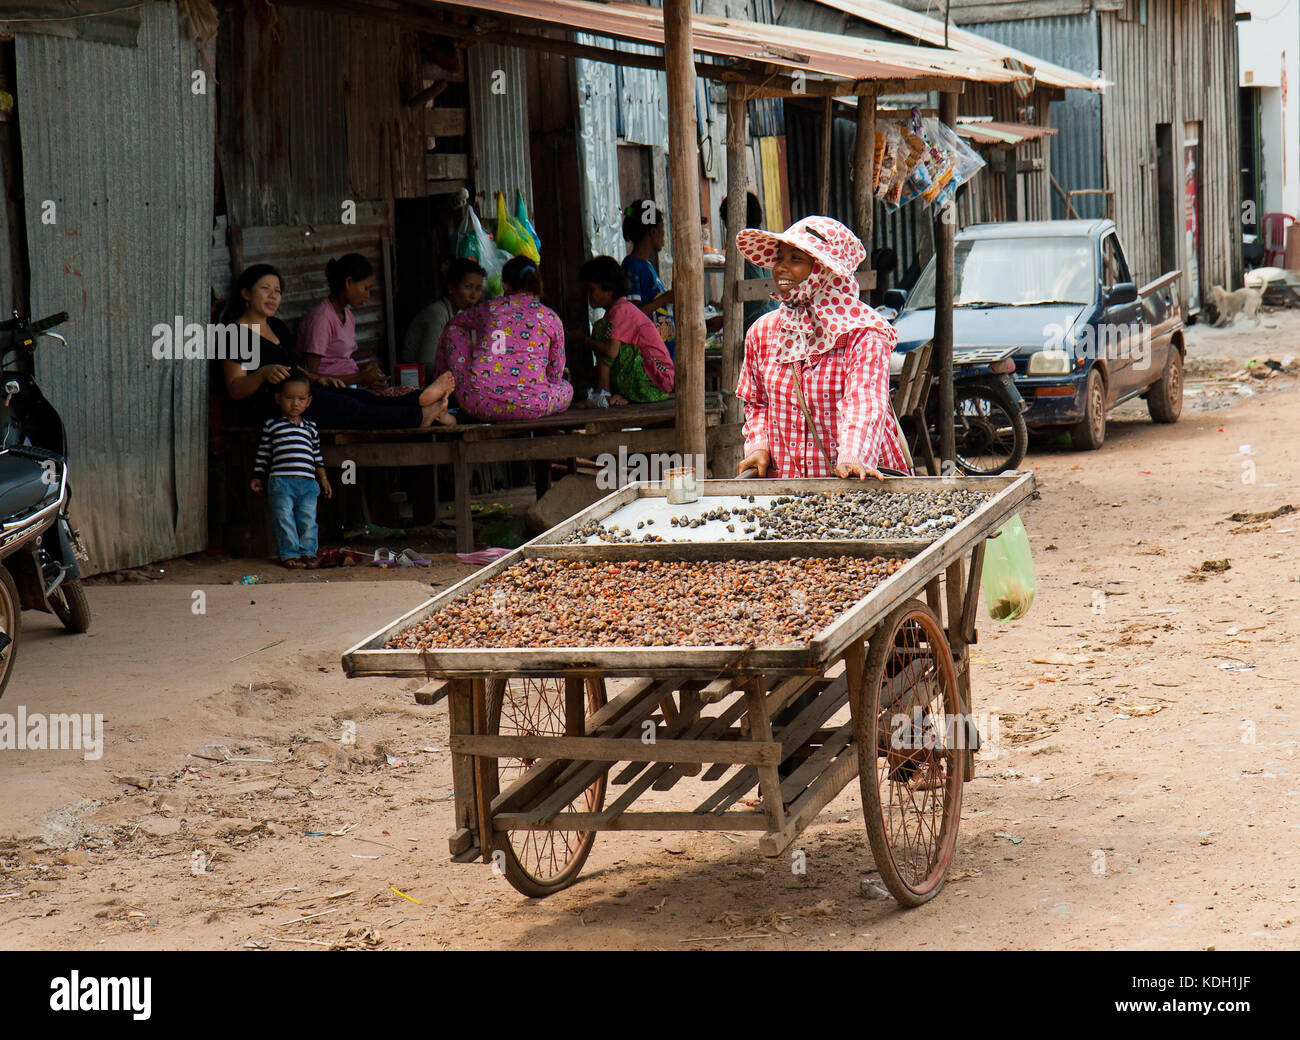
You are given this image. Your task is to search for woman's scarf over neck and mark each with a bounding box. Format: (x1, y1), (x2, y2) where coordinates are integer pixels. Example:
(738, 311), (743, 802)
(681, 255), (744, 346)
(771, 263), (879, 365)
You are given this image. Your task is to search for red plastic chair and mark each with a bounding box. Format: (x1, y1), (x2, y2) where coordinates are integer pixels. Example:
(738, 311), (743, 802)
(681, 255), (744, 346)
(1262, 212), (1295, 267)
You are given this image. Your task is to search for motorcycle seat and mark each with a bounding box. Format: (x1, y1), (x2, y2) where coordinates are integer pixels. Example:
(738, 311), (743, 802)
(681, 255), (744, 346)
(0, 450), (58, 520)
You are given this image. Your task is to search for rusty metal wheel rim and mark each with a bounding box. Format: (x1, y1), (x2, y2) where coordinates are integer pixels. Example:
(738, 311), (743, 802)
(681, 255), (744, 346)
(496, 677), (603, 885)
(1167, 355), (1183, 411)
(1089, 375), (1105, 442)
(871, 609), (962, 898)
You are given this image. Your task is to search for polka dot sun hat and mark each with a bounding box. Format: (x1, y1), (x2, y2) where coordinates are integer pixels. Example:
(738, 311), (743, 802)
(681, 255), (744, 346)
(735, 216), (866, 278)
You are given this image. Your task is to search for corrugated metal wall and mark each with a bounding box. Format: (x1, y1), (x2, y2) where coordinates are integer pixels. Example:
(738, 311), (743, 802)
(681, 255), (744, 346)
(574, 42), (624, 260)
(957, 85), (1056, 223)
(785, 106), (927, 290)
(16, 3), (214, 573)
(1099, 0), (1241, 293)
(217, 4), (423, 227)
(967, 13), (1104, 219)
(467, 42), (535, 215)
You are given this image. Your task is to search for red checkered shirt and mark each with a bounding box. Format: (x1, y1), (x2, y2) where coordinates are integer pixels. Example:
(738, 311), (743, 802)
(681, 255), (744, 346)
(736, 311), (909, 477)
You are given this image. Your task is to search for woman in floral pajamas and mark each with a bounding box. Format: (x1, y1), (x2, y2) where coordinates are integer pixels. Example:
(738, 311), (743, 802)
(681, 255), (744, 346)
(437, 255), (573, 421)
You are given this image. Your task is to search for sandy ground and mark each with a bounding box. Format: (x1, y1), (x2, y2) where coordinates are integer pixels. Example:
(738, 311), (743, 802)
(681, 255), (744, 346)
(0, 313), (1297, 951)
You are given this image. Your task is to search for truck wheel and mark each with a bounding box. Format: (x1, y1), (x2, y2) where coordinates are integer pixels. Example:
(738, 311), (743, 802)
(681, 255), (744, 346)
(1069, 368), (1106, 451)
(1147, 349), (1184, 424)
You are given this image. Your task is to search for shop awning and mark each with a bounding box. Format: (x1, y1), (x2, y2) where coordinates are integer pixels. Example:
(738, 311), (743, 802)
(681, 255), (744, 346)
(806, 0), (1108, 91)
(426, 0), (1028, 90)
(953, 118), (1060, 146)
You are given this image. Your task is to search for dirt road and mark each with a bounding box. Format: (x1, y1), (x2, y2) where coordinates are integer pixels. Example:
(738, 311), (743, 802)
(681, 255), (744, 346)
(1, 315), (1297, 950)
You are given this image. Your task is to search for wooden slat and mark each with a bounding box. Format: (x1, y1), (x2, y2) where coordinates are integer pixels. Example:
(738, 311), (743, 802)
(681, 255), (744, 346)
(758, 748), (860, 857)
(414, 680), (450, 705)
(490, 677), (666, 815)
(451, 734), (781, 766)
(523, 680), (680, 821)
(778, 721), (854, 803)
(446, 679), (478, 856)
(492, 811), (769, 832)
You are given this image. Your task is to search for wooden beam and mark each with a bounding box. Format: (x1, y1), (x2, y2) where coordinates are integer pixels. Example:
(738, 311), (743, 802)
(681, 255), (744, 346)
(853, 91), (876, 265)
(819, 95), (834, 213)
(933, 90), (958, 469)
(665, 0), (707, 464)
(721, 82), (748, 475)
(453, 733), (782, 768)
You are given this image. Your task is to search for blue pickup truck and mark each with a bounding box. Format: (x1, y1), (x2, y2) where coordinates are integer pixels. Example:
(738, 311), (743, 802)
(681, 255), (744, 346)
(889, 219), (1185, 450)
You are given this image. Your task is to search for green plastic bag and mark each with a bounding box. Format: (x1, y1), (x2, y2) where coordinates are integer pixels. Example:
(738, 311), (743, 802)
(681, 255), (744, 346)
(982, 513), (1036, 621)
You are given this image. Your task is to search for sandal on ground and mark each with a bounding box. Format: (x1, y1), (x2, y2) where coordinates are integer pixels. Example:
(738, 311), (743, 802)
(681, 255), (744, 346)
(283, 558), (307, 569)
(303, 555), (322, 569)
(398, 548), (431, 567)
(372, 548), (397, 568)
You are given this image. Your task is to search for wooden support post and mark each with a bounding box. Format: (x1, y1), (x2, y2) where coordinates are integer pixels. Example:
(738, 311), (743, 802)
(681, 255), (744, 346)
(743, 677), (786, 835)
(945, 557), (975, 783)
(819, 95), (833, 214)
(1002, 149), (1019, 222)
(453, 439), (473, 554)
(721, 82), (748, 477)
(853, 90), (876, 257)
(933, 90), (959, 470)
(665, 0), (707, 464)
(470, 678), (493, 862)
(564, 676), (585, 737)
(447, 679), (479, 857)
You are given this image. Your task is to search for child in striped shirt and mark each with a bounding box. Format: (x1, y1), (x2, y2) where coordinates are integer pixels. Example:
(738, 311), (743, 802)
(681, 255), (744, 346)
(250, 371), (333, 568)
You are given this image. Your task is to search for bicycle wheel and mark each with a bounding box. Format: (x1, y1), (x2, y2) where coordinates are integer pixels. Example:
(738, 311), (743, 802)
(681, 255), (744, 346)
(483, 676), (607, 897)
(856, 600), (964, 907)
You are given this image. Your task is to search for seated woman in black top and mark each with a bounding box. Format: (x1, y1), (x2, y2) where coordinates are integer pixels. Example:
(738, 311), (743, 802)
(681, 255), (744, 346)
(222, 264), (452, 429)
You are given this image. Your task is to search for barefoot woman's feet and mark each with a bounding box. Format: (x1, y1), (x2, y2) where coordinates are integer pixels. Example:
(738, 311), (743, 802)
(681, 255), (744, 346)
(419, 399), (457, 427)
(419, 371), (455, 406)
(609, 393), (630, 406)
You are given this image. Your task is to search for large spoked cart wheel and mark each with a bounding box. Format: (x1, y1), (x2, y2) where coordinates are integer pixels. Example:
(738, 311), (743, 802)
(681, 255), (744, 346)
(481, 676), (608, 897)
(857, 599), (965, 907)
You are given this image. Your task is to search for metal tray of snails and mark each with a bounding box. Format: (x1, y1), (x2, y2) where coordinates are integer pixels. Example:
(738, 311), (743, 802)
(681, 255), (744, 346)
(342, 473), (1037, 679)
(545, 474), (1034, 547)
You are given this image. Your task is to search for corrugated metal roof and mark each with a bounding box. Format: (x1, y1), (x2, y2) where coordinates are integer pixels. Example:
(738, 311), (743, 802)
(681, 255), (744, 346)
(15, 2), (213, 573)
(806, 0), (1107, 90)
(432, 0), (1026, 85)
(0, 0), (142, 47)
(955, 118), (1058, 145)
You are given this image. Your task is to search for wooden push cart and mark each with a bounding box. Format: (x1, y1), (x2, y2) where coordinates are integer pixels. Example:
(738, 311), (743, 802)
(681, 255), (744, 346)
(343, 473), (1036, 906)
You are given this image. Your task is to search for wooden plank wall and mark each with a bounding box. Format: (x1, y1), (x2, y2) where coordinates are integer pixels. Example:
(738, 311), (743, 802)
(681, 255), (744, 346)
(1100, 0), (1241, 295)
(957, 84), (1057, 225)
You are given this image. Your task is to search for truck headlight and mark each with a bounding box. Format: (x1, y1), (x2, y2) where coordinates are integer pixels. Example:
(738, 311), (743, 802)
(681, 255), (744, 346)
(1027, 349), (1071, 375)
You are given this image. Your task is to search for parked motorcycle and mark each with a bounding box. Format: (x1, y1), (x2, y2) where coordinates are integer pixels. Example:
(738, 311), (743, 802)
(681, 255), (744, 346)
(0, 309), (90, 698)
(892, 345), (1028, 476)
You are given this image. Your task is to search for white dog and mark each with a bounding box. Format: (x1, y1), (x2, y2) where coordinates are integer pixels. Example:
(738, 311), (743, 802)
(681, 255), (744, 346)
(1207, 283), (1264, 327)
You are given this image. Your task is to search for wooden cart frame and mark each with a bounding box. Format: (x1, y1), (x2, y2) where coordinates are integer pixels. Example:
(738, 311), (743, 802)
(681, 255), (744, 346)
(344, 473), (1036, 905)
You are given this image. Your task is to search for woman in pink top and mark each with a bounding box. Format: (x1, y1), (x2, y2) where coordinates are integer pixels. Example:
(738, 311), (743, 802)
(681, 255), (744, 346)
(575, 255), (674, 407)
(298, 253), (455, 420)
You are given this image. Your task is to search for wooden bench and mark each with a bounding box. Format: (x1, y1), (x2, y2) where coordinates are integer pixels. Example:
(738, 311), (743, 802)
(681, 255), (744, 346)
(230, 394), (732, 553)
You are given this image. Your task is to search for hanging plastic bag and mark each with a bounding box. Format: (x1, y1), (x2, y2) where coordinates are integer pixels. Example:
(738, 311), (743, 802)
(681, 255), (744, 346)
(981, 513), (1037, 621)
(513, 189), (541, 254)
(454, 202), (512, 297)
(494, 190), (540, 263)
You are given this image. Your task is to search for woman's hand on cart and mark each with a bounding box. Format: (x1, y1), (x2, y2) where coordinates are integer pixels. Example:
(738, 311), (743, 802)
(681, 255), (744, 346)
(835, 459), (886, 482)
(737, 449), (770, 478)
